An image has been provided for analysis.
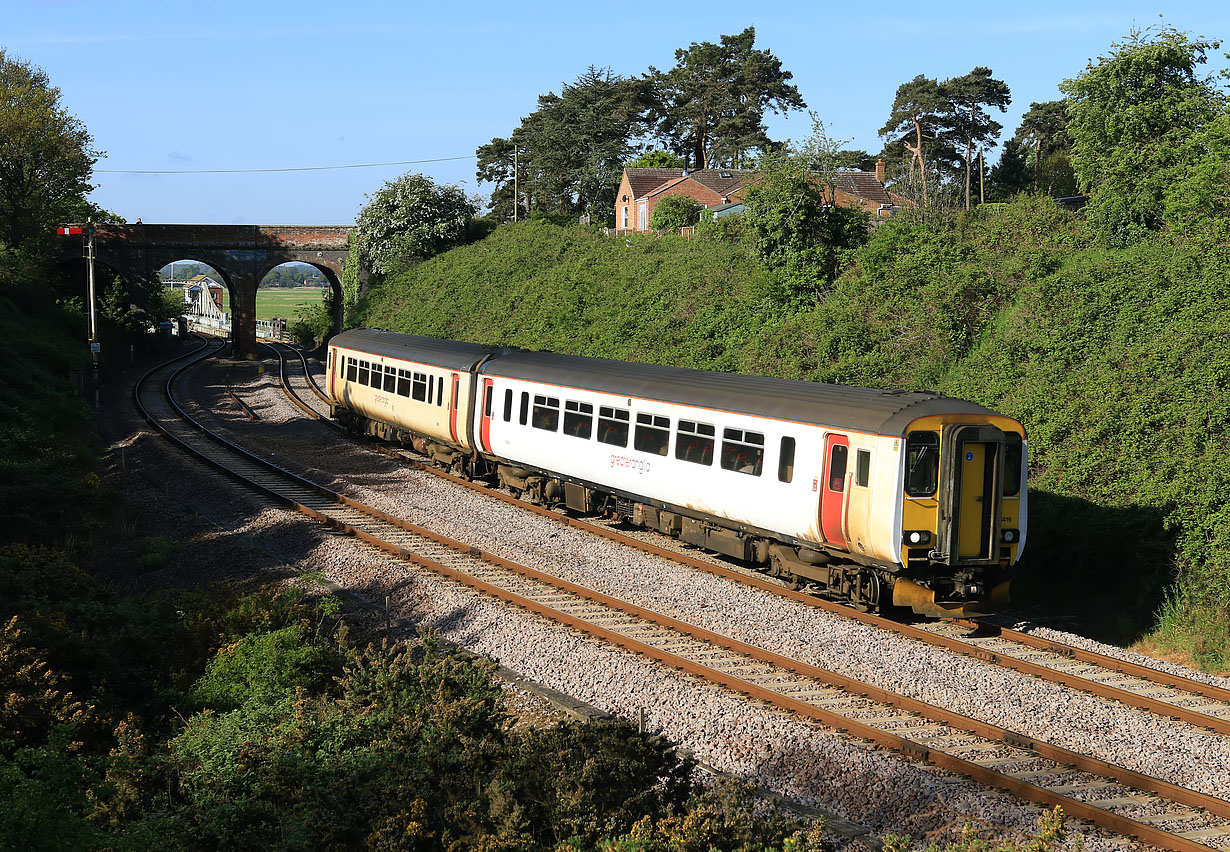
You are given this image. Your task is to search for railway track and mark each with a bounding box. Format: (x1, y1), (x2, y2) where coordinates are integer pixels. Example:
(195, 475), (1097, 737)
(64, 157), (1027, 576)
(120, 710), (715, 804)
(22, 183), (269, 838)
(148, 341), (1230, 852)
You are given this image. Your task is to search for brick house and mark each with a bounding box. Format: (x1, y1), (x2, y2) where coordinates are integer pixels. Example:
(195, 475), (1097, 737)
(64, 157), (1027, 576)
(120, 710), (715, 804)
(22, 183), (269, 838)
(614, 168), (755, 233)
(613, 160), (902, 232)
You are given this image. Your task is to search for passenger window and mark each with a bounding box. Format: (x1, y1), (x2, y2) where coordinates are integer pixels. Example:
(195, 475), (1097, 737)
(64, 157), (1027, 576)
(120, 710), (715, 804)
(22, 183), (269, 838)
(1004, 433), (1023, 497)
(484, 385), (493, 417)
(828, 444), (848, 492)
(503, 388), (513, 422)
(381, 365), (394, 393)
(437, 377), (444, 406)
(563, 400), (593, 439)
(904, 432), (939, 497)
(357, 360), (370, 386)
(427, 374), (434, 404)
(721, 428), (764, 476)
(634, 413), (670, 456)
(532, 395), (560, 431)
(675, 420), (715, 465)
(346, 357), (357, 382)
(397, 368), (412, 397)
(597, 406), (629, 447)
(856, 449), (871, 487)
(411, 372), (429, 402)
(519, 392), (529, 426)
(778, 436), (795, 483)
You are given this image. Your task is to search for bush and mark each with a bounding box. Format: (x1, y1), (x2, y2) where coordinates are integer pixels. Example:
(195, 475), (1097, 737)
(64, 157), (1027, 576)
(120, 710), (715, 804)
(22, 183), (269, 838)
(650, 195), (703, 231)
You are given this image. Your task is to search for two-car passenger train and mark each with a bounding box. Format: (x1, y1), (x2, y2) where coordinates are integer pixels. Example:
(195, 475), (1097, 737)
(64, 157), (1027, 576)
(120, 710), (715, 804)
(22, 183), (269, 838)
(326, 329), (1027, 618)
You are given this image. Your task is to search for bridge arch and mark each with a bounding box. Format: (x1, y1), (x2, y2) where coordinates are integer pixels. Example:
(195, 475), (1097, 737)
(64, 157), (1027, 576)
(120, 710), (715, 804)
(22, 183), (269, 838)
(56, 224), (361, 358)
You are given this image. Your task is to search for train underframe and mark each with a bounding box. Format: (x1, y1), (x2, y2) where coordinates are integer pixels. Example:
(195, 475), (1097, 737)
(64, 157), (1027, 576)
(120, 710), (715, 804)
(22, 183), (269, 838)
(337, 410), (1009, 618)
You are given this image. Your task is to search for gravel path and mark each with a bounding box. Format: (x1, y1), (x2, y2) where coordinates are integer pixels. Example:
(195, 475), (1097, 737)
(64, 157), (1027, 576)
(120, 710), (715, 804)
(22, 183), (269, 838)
(99, 348), (1230, 851)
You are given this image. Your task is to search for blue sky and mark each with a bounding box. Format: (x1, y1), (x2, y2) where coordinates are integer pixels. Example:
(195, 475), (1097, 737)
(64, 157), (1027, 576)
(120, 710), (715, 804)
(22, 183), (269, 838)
(8, 0), (1229, 225)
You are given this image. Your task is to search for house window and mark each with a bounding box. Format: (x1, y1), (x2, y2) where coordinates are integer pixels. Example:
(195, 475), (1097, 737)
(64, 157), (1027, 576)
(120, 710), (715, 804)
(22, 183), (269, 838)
(638, 200), (648, 232)
(621, 206), (629, 229)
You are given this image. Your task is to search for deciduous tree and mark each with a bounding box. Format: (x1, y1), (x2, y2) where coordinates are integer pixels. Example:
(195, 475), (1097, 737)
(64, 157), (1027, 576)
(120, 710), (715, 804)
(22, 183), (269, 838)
(0, 49), (99, 249)
(355, 173), (477, 274)
(1060, 26), (1228, 244)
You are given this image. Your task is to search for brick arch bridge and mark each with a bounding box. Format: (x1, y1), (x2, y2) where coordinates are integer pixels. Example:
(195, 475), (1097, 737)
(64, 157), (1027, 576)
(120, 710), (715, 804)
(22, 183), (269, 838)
(57, 224), (360, 359)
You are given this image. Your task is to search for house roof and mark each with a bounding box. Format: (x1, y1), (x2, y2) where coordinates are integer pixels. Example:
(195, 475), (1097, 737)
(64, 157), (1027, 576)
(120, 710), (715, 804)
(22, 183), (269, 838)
(624, 168), (756, 200)
(833, 170), (893, 206)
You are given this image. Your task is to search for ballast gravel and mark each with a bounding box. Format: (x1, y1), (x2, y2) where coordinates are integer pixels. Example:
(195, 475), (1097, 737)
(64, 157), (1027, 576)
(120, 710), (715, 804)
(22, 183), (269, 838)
(127, 351), (1230, 851)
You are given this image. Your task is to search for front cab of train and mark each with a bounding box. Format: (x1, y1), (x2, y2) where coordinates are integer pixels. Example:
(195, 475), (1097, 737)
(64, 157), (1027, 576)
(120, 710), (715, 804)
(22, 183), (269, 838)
(893, 415), (1027, 617)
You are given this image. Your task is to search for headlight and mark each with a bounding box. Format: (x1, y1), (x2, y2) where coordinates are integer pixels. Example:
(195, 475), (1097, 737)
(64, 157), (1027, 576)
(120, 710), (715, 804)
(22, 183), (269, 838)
(1001, 528), (1019, 543)
(903, 530), (931, 546)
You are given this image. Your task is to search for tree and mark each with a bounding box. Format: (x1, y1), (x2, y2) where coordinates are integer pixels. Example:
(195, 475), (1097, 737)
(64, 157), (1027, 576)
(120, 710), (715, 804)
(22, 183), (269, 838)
(627, 150), (685, 169)
(0, 49), (100, 249)
(1015, 100), (1071, 193)
(355, 173), (477, 274)
(945, 67), (1011, 209)
(986, 138), (1032, 200)
(743, 119), (871, 301)
(650, 195), (703, 231)
(1060, 26), (1228, 244)
(650, 27), (805, 170)
(879, 75), (953, 206)
(476, 67), (653, 223)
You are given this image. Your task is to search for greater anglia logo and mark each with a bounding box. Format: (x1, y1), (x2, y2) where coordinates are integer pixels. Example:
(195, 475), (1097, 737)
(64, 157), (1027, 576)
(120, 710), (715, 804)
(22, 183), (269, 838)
(610, 454), (650, 474)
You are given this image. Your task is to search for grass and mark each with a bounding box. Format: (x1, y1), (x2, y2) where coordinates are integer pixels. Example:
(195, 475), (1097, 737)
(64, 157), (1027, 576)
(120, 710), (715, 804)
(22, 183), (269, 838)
(220, 286), (328, 320)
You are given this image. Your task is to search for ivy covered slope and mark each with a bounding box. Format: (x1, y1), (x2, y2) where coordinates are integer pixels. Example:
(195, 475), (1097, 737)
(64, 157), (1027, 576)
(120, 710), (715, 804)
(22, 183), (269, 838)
(356, 202), (1230, 670)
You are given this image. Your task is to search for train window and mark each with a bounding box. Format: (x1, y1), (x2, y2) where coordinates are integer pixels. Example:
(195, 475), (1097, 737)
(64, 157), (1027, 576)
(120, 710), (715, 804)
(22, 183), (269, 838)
(904, 431), (939, 497)
(503, 389), (513, 422)
(778, 436), (796, 482)
(427, 374), (434, 404)
(437, 377), (444, 406)
(563, 400), (593, 439)
(1004, 433), (1023, 497)
(675, 420), (714, 466)
(597, 406), (629, 447)
(532, 395), (560, 432)
(357, 360), (370, 386)
(484, 385), (493, 417)
(346, 358), (357, 383)
(519, 392), (529, 426)
(397, 369), (412, 398)
(634, 413), (670, 456)
(856, 449), (871, 487)
(381, 365), (395, 393)
(411, 372), (429, 402)
(721, 428), (764, 476)
(829, 444), (848, 491)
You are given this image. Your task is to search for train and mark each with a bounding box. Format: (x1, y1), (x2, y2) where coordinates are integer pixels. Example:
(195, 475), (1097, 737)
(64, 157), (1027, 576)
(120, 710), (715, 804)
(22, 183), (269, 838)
(326, 329), (1027, 618)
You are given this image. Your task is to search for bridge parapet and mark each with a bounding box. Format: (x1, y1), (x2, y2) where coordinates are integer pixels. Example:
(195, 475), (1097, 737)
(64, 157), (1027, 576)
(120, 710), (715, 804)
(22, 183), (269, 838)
(57, 223), (358, 359)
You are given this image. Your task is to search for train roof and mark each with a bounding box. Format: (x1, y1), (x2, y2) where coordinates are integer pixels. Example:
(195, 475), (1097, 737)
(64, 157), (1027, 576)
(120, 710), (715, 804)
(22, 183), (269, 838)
(330, 329), (499, 372)
(332, 330), (1004, 436)
(484, 349), (999, 436)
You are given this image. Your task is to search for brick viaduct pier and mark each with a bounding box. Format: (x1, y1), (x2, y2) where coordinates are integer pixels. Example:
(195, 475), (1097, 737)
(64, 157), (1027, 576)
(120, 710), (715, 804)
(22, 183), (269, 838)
(57, 224), (358, 359)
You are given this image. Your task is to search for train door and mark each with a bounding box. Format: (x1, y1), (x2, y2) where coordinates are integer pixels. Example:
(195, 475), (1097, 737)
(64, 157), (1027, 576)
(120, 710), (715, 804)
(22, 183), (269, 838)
(820, 434), (849, 547)
(947, 426), (1002, 561)
(448, 373), (460, 444)
(478, 378), (494, 452)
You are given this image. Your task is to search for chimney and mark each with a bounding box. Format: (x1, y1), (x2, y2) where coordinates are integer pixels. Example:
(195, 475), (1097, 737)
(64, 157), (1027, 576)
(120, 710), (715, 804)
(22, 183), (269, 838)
(875, 158), (885, 184)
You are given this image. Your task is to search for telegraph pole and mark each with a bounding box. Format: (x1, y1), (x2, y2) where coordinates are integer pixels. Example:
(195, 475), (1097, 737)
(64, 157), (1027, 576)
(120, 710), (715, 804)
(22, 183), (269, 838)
(86, 219), (99, 408)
